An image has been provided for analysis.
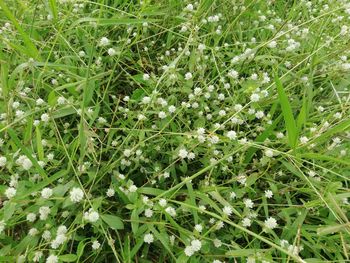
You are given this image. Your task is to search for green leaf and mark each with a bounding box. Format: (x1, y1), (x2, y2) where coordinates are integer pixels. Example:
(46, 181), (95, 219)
(7, 128), (47, 179)
(0, 1), (40, 59)
(101, 214), (124, 230)
(59, 254), (78, 262)
(36, 127), (44, 161)
(275, 74), (297, 148)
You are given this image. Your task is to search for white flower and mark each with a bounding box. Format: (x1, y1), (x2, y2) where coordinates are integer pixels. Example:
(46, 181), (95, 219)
(226, 130), (237, 140)
(46, 255), (58, 263)
(265, 190), (273, 198)
(213, 238), (222, 248)
(41, 113), (50, 122)
(185, 4), (194, 11)
(27, 213), (36, 222)
(41, 188), (53, 199)
(57, 96), (66, 105)
(57, 225), (67, 235)
(168, 105), (176, 113)
(165, 206), (176, 217)
(198, 43), (206, 52)
(123, 149), (132, 157)
(213, 260), (223, 263)
(185, 72), (193, 80)
(42, 230), (51, 241)
(158, 111), (166, 119)
(51, 233), (67, 249)
(159, 199), (167, 207)
(107, 48), (116, 56)
(227, 69), (239, 79)
(223, 206), (233, 216)
(106, 188), (115, 197)
(144, 233), (154, 244)
(0, 220), (5, 234)
(78, 51), (85, 57)
(5, 187), (16, 199)
(230, 192), (236, 199)
(250, 93), (260, 102)
(300, 136), (309, 144)
(267, 40), (277, 48)
(144, 208), (153, 217)
(194, 224), (203, 232)
(242, 217), (252, 227)
(143, 73), (150, 80)
(84, 209), (99, 223)
(69, 187), (84, 203)
(264, 149), (274, 158)
(191, 239), (201, 251)
(0, 156), (7, 167)
(16, 155), (33, 170)
(92, 240), (101, 250)
(142, 96), (151, 104)
(29, 228), (39, 236)
(264, 217), (278, 229)
(99, 37), (110, 46)
(39, 206), (51, 220)
(33, 251), (43, 262)
(178, 149), (188, 159)
(244, 199), (254, 209)
(129, 185), (137, 192)
(184, 245), (195, 256)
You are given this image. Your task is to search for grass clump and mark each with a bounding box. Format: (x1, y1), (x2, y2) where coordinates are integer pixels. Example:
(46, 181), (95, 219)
(0, 0), (350, 262)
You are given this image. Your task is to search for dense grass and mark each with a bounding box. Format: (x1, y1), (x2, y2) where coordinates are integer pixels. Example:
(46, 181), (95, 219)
(0, 0), (350, 262)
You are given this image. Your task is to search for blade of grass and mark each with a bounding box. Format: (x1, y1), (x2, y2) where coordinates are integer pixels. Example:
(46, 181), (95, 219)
(0, 0), (40, 60)
(275, 73), (298, 148)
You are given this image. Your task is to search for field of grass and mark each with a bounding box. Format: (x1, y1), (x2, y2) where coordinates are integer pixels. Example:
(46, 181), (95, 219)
(0, 0), (350, 262)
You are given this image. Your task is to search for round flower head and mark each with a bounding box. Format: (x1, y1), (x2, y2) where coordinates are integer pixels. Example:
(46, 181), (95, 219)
(46, 255), (58, 263)
(69, 187), (84, 203)
(41, 188), (53, 199)
(92, 240), (101, 250)
(264, 217), (278, 229)
(5, 187), (16, 199)
(144, 233), (154, 244)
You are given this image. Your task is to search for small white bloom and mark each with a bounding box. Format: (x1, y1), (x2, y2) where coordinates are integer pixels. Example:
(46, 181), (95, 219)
(46, 255), (58, 263)
(264, 217), (278, 229)
(244, 199), (254, 209)
(184, 245), (195, 256)
(27, 213), (37, 222)
(178, 149), (188, 159)
(84, 209), (99, 223)
(144, 208), (153, 218)
(159, 199), (167, 207)
(242, 217), (252, 227)
(92, 240), (101, 250)
(143, 73), (150, 80)
(194, 224), (203, 232)
(69, 187), (84, 203)
(250, 93), (260, 102)
(265, 190), (273, 198)
(165, 206), (176, 217)
(106, 188), (115, 197)
(264, 149), (274, 158)
(223, 206), (233, 216)
(158, 111), (166, 119)
(191, 239), (202, 252)
(41, 188), (53, 199)
(5, 187), (16, 199)
(0, 156), (7, 167)
(41, 113), (50, 122)
(107, 48), (116, 56)
(185, 72), (193, 80)
(99, 37), (110, 46)
(144, 233), (154, 244)
(226, 130), (237, 140)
